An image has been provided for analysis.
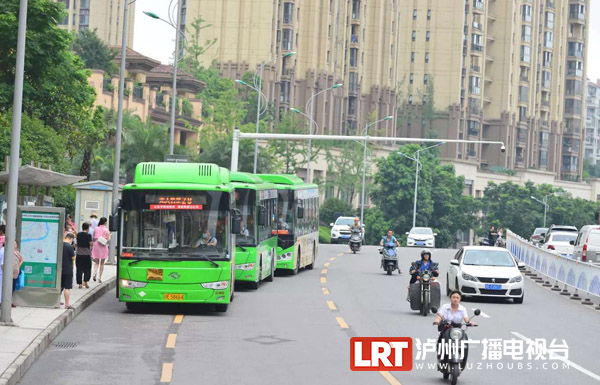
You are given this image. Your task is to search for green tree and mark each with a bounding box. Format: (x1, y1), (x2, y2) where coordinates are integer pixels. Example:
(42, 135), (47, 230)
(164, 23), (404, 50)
(121, 116), (169, 180)
(0, 111), (67, 171)
(319, 198), (353, 226)
(268, 112), (306, 174)
(72, 29), (117, 74)
(0, 0), (96, 152)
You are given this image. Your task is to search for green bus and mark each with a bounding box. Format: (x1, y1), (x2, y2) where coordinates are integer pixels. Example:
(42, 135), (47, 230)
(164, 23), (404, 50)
(257, 174), (319, 274)
(230, 172), (278, 289)
(113, 162), (241, 312)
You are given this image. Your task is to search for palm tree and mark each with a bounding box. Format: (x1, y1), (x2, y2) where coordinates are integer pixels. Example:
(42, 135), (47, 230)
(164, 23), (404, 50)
(122, 116), (168, 181)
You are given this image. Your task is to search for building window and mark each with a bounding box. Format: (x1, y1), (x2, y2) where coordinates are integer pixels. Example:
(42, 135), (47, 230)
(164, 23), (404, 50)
(348, 97), (356, 115)
(280, 81), (290, 103)
(567, 60), (583, 76)
(350, 48), (358, 67)
(539, 150), (548, 168)
(544, 31), (553, 49)
(542, 71), (551, 87)
(522, 5), (532, 22)
(426, 31), (430, 42)
(539, 132), (549, 148)
(412, 31), (416, 41)
(521, 25), (531, 42)
(84, 200), (100, 210)
(520, 45), (531, 63)
(282, 29), (293, 50)
(564, 99), (582, 115)
(545, 12), (554, 28)
(408, 95), (413, 104)
(349, 72), (358, 92)
(568, 42), (584, 58)
(519, 106), (527, 121)
(424, 74), (429, 84)
(180, 131), (187, 147)
(427, 9), (431, 20)
(472, 33), (483, 51)
(410, 73), (414, 84)
(283, 3), (293, 24)
(467, 120), (479, 136)
(566, 79), (583, 96)
(469, 76), (481, 95)
(543, 51), (552, 67)
(569, 3), (585, 19)
(425, 52), (429, 63)
(327, 50), (331, 63)
(411, 52), (415, 63)
(413, 9), (417, 20)
(519, 85), (529, 103)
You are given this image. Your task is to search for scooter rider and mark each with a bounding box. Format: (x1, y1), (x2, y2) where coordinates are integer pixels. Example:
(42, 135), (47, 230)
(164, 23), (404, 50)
(380, 229), (400, 247)
(433, 290), (476, 369)
(350, 217), (362, 231)
(406, 249), (439, 301)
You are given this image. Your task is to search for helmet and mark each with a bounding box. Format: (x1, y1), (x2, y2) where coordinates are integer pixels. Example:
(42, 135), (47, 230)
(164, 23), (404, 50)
(420, 249), (432, 259)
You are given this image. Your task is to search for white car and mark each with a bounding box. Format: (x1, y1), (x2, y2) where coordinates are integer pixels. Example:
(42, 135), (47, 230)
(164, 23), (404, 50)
(447, 246), (525, 304)
(541, 231), (576, 258)
(330, 216), (356, 244)
(406, 227), (436, 248)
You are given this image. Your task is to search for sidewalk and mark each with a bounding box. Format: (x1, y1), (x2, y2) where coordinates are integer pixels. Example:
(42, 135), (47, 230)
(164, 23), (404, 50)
(0, 265), (116, 385)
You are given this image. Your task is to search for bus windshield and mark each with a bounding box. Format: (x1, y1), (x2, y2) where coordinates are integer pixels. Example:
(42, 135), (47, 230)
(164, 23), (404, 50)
(276, 189), (294, 234)
(121, 189), (231, 260)
(235, 189), (256, 246)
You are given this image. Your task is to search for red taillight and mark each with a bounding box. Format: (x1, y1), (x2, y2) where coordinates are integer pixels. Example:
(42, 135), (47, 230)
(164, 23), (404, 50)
(121, 252), (133, 258)
(547, 245), (555, 250)
(582, 243), (587, 262)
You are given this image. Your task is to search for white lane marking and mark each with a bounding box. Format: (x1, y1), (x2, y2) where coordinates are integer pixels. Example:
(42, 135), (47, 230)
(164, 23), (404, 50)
(473, 308), (491, 318)
(511, 331), (600, 383)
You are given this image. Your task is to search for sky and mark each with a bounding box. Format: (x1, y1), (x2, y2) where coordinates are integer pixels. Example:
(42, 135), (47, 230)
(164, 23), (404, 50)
(133, 0), (600, 81)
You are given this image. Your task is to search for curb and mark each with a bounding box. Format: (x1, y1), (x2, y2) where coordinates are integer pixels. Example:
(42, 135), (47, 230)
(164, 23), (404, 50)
(0, 277), (116, 385)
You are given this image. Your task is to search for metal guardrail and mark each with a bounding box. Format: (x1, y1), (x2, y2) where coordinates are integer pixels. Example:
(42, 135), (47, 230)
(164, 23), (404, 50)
(507, 230), (600, 300)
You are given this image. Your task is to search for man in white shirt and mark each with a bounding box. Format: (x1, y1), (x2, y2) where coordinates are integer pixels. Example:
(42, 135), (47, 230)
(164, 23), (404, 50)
(88, 212), (99, 236)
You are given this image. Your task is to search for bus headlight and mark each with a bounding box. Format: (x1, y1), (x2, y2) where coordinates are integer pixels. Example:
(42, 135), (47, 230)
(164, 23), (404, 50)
(201, 281), (229, 290)
(235, 263), (255, 270)
(121, 279), (147, 288)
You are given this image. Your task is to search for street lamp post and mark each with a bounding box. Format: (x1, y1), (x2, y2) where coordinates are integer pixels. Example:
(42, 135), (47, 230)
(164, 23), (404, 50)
(1, 0), (28, 324)
(305, 83), (343, 182)
(531, 194), (550, 227)
(398, 142), (445, 229)
(245, 52), (296, 174)
(359, 116), (394, 225)
(144, 3), (184, 156)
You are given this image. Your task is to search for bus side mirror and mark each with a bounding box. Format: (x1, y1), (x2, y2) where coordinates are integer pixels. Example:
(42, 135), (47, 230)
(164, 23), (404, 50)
(231, 209), (242, 234)
(258, 205), (267, 226)
(109, 214), (119, 232)
(297, 206), (304, 219)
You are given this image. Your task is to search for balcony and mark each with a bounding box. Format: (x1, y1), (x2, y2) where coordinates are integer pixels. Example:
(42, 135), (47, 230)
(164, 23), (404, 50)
(485, 55), (494, 62)
(468, 128), (479, 137)
(472, 43), (483, 52)
(472, 21), (483, 32)
(569, 12), (586, 23)
(473, 1), (485, 12)
(470, 64), (481, 73)
(568, 50), (584, 59)
(486, 34), (495, 42)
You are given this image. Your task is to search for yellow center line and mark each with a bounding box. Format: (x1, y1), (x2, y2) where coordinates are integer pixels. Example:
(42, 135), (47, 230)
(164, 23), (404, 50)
(160, 363), (174, 383)
(322, 287), (330, 295)
(379, 371), (402, 385)
(337, 252), (344, 256)
(324, 262), (330, 267)
(166, 334), (177, 349)
(173, 315), (183, 324)
(329, 257), (336, 261)
(321, 277), (327, 284)
(321, 269), (327, 274)
(327, 300), (337, 310)
(336, 317), (349, 328)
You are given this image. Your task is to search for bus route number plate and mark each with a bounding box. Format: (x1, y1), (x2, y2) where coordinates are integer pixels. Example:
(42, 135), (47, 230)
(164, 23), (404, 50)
(164, 293), (184, 301)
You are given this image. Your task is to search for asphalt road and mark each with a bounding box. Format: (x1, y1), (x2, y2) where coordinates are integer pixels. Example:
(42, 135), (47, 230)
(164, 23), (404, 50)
(17, 245), (600, 385)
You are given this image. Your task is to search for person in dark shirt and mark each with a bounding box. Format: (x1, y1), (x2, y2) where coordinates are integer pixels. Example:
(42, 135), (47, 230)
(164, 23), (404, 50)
(487, 226), (497, 246)
(75, 223), (93, 289)
(62, 233), (75, 309)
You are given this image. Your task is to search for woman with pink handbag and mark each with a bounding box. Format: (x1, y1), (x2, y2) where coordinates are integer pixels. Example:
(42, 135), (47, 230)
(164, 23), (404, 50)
(91, 217), (111, 283)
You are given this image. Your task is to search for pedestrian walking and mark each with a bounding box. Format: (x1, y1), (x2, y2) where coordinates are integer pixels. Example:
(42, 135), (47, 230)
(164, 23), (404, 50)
(62, 233), (76, 309)
(92, 217), (110, 283)
(0, 224), (5, 247)
(12, 241), (24, 295)
(88, 212), (99, 236)
(76, 222), (93, 289)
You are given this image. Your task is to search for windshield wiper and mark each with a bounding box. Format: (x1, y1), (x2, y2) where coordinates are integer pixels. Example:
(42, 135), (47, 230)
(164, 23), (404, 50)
(237, 245), (247, 252)
(172, 253), (219, 268)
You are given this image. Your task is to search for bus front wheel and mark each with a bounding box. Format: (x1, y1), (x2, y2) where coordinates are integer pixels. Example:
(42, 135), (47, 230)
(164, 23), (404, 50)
(292, 248), (300, 275)
(265, 253), (275, 282)
(250, 259), (262, 290)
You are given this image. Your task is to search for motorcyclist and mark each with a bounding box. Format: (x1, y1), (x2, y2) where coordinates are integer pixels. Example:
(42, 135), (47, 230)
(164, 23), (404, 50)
(406, 249), (439, 301)
(433, 290), (476, 370)
(350, 217), (362, 231)
(380, 230), (400, 247)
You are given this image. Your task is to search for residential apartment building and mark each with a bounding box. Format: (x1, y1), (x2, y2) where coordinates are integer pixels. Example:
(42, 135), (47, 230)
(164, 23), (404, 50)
(88, 48), (204, 151)
(181, 0), (399, 180)
(53, 0), (135, 47)
(396, 0), (589, 181)
(585, 80), (600, 164)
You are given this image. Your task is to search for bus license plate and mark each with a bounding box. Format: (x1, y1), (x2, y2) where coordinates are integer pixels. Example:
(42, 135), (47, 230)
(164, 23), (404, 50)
(164, 293), (184, 301)
(484, 284), (502, 290)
